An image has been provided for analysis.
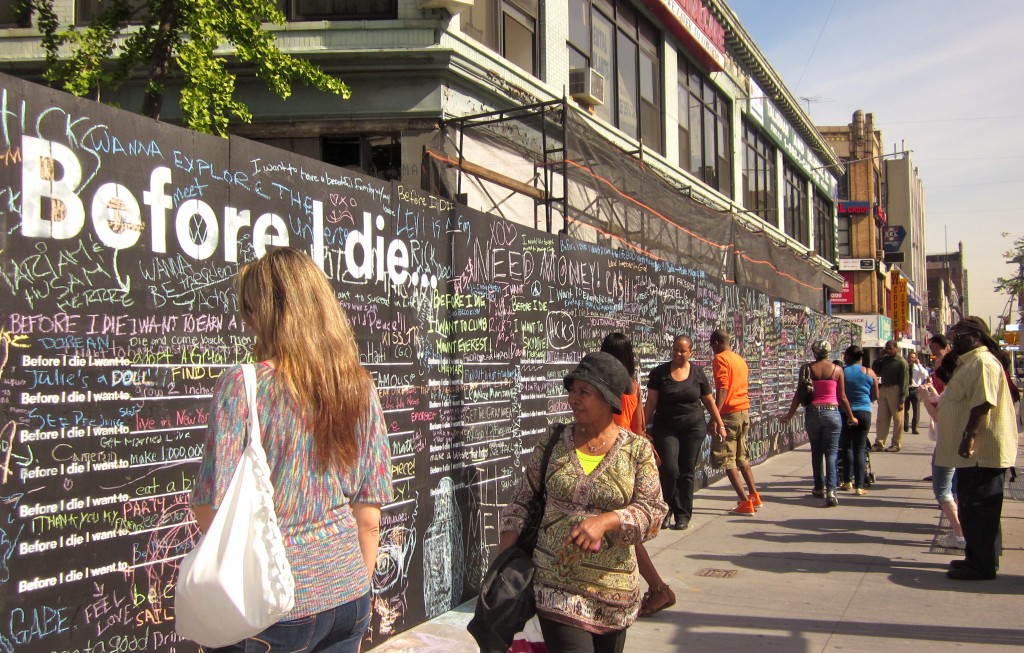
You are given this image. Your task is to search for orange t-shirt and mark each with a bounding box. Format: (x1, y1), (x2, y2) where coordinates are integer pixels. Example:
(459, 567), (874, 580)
(613, 382), (643, 434)
(712, 349), (750, 415)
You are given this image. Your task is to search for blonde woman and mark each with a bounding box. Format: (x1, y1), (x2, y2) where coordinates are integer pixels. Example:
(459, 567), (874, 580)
(191, 247), (393, 653)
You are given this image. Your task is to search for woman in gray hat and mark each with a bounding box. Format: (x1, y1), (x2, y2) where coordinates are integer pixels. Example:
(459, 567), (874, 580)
(780, 340), (858, 507)
(498, 351), (667, 652)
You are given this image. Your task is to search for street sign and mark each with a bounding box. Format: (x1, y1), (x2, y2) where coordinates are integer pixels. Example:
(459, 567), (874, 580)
(838, 258), (876, 271)
(882, 225), (907, 252)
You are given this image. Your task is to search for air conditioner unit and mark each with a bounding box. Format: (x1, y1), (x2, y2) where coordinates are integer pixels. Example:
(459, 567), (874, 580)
(569, 68), (606, 106)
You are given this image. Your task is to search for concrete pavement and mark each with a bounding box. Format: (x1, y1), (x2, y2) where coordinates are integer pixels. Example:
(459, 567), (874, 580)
(369, 420), (1024, 652)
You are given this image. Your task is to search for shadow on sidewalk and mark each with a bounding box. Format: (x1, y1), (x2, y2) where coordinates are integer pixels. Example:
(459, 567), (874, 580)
(640, 610), (1024, 652)
(684, 550), (1024, 593)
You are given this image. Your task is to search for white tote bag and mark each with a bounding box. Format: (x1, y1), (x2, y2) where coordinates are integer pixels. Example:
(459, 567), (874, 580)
(175, 364), (295, 648)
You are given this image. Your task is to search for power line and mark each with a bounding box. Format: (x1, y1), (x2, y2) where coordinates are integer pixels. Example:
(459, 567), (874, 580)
(794, 0), (838, 93)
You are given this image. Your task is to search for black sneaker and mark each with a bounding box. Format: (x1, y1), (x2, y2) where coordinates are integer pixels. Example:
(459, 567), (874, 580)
(812, 488), (825, 498)
(826, 491), (839, 507)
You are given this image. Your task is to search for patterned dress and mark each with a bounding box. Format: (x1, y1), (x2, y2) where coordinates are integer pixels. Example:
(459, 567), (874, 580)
(500, 425), (666, 633)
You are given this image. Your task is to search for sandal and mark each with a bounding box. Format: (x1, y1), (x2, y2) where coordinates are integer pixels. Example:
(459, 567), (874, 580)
(639, 584), (676, 617)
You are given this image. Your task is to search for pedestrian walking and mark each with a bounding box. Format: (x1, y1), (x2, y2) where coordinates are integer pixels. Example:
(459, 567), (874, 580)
(779, 340), (858, 507)
(709, 329), (762, 514)
(871, 340), (909, 452)
(904, 350), (929, 434)
(838, 345), (877, 495)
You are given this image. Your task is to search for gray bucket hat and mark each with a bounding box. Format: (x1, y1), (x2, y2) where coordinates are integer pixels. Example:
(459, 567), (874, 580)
(563, 352), (633, 414)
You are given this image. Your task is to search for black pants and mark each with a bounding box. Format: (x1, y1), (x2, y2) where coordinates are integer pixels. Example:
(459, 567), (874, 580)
(839, 409), (872, 488)
(903, 389), (920, 431)
(538, 617), (627, 653)
(653, 419), (706, 522)
(955, 466), (1006, 575)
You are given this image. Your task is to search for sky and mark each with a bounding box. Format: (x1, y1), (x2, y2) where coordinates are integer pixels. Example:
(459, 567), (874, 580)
(727, 0), (1024, 328)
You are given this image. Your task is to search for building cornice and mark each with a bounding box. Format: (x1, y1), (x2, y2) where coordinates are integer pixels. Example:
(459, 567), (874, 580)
(707, 0), (844, 176)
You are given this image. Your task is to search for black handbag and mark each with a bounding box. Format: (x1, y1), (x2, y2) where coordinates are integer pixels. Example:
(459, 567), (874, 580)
(467, 424), (563, 653)
(798, 364), (816, 406)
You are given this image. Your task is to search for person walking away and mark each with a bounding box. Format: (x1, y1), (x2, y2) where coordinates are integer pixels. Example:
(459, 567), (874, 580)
(191, 247), (393, 653)
(779, 340), (858, 507)
(499, 352), (667, 650)
(935, 317), (1019, 580)
(904, 350), (929, 434)
(600, 333), (675, 618)
(872, 340), (909, 452)
(838, 346), (877, 495)
(709, 329), (761, 514)
(644, 336), (728, 524)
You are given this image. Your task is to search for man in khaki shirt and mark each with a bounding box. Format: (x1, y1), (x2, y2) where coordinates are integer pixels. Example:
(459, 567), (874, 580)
(935, 316), (1019, 580)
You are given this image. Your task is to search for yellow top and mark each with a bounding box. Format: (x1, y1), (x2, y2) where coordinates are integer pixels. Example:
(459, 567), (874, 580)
(576, 449), (606, 475)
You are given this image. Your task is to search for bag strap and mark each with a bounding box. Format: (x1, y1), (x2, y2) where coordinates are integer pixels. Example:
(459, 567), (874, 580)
(535, 424), (565, 502)
(240, 364), (263, 450)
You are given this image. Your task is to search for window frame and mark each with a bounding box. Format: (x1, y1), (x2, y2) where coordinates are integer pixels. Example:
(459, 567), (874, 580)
(783, 160), (807, 246)
(287, 0), (397, 21)
(678, 56), (731, 196)
(567, 0), (663, 153)
(814, 191), (836, 261)
(740, 119), (776, 224)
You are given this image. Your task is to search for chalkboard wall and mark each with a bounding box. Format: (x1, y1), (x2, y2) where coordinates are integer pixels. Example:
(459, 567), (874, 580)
(0, 73), (859, 652)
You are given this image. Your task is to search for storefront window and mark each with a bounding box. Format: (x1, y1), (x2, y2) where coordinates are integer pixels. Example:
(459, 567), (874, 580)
(783, 161), (807, 246)
(678, 57), (730, 195)
(566, 0), (662, 153)
(462, 0), (539, 76)
(814, 192), (836, 260)
(741, 120), (775, 224)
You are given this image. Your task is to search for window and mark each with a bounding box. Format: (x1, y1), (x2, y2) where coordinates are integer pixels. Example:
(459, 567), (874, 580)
(813, 192), (835, 261)
(741, 120), (775, 223)
(463, 0), (539, 76)
(783, 162), (807, 246)
(837, 216), (851, 257)
(0, 1), (31, 27)
(76, 0), (147, 25)
(322, 134), (402, 182)
(566, 0), (663, 153)
(288, 0), (396, 20)
(679, 57), (730, 195)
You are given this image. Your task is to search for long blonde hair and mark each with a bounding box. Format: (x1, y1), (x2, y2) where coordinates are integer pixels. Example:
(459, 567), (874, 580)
(236, 247), (372, 472)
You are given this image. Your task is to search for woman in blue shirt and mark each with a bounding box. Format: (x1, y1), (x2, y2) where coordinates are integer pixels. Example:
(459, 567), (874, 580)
(839, 345), (879, 494)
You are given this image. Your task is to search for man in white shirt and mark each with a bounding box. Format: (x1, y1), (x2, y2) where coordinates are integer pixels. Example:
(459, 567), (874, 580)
(904, 350), (930, 434)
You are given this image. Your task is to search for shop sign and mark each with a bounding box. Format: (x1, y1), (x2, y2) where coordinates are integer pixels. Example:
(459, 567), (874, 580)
(838, 258), (876, 271)
(830, 272), (854, 305)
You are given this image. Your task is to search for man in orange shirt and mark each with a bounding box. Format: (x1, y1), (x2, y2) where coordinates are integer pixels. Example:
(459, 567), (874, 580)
(710, 329), (761, 515)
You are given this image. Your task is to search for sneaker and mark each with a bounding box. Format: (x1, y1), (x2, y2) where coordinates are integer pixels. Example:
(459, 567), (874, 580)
(885, 444), (901, 452)
(826, 491), (839, 507)
(870, 442), (885, 452)
(730, 500), (756, 515)
(839, 481), (853, 491)
(938, 532), (966, 549)
(811, 488), (825, 498)
(749, 492), (763, 508)
(855, 487), (868, 496)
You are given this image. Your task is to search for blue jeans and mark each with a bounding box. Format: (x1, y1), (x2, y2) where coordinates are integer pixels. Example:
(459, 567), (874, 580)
(805, 408), (842, 492)
(932, 462), (957, 505)
(209, 592), (371, 653)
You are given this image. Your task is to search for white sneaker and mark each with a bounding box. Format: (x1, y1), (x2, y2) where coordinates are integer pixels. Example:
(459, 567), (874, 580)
(938, 532), (966, 549)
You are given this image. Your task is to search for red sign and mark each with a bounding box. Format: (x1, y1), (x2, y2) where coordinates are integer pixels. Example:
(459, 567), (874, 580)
(830, 272), (854, 305)
(643, 0), (726, 69)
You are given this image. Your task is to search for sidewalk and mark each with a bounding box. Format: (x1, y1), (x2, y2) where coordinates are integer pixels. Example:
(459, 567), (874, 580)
(369, 421), (1024, 652)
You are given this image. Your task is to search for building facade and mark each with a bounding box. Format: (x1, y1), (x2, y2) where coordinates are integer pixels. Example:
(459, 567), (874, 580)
(927, 242), (970, 337)
(0, 0), (844, 308)
(884, 154), (927, 349)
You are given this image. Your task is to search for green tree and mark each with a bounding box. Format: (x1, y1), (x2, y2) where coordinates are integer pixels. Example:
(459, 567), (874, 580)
(995, 234), (1024, 326)
(30, 0), (350, 136)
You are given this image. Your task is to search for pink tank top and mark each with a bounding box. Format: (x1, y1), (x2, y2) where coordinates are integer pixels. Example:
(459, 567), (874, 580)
(812, 365), (839, 405)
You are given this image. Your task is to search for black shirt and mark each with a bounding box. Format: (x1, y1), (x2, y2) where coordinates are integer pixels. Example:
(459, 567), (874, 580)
(647, 362), (712, 434)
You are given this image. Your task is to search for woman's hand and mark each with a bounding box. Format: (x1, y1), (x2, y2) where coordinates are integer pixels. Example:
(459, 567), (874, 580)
(778, 412), (792, 423)
(707, 421), (727, 442)
(847, 416), (859, 426)
(564, 513), (618, 553)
